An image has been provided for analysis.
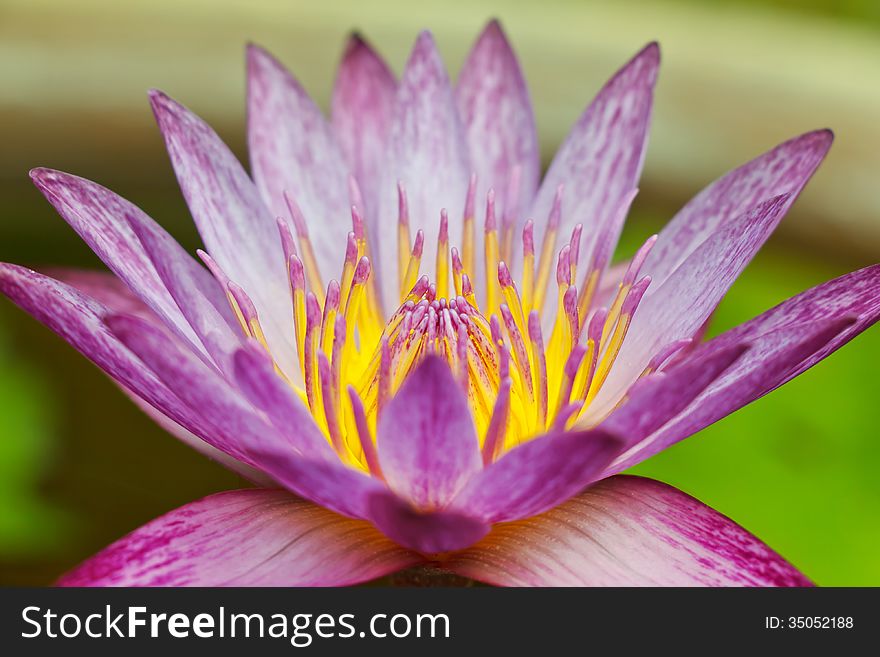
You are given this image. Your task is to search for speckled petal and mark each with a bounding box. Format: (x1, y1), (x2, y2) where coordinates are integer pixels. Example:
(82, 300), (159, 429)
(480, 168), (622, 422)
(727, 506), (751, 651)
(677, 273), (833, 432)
(446, 476), (811, 586)
(58, 489), (421, 586)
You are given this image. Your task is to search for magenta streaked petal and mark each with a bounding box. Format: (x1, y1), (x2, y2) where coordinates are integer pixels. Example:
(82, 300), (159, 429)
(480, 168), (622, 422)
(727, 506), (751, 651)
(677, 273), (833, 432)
(231, 343), (336, 461)
(600, 341), (748, 449)
(247, 44), (352, 283)
(377, 357), (481, 509)
(54, 269), (272, 483)
(452, 428), (621, 523)
(109, 311), (385, 520)
(447, 476), (811, 586)
(106, 313), (286, 468)
(378, 31), (471, 306)
(527, 42), (658, 309)
(367, 491), (490, 554)
(644, 130), (833, 289)
(122, 389), (273, 485)
(58, 489), (420, 586)
(331, 33), (397, 227)
(126, 210), (242, 373)
(456, 20), (539, 248)
(149, 89), (297, 381)
(29, 169), (234, 362)
(590, 193), (792, 419)
(0, 266), (273, 477)
(607, 270), (880, 474)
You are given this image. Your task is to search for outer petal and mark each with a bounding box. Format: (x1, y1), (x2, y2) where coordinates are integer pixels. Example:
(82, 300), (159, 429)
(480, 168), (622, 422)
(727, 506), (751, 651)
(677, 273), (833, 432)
(528, 42), (658, 309)
(149, 90), (296, 380)
(377, 31), (471, 306)
(597, 341), (748, 448)
(377, 357), (481, 509)
(247, 44), (352, 282)
(58, 489), (421, 586)
(0, 266), (237, 463)
(126, 210), (242, 372)
(456, 20), (539, 245)
(607, 268), (880, 474)
(106, 313), (285, 467)
(644, 130), (833, 289)
(367, 491), (490, 554)
(108, 313), (385, 520)
(53, 268), (271, 483)
(446, 476), (811, 586)
(29, 169), (235, 362)
(590, 193), (791, 419)
(331, 33), (397, 227)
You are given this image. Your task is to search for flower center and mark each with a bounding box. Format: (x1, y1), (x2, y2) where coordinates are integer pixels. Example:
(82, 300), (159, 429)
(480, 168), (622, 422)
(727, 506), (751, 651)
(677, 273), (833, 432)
(205, 177), (660, 473)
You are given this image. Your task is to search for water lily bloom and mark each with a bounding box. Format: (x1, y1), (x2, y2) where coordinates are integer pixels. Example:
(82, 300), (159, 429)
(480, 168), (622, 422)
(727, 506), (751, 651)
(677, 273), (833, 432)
(2, 20), (879, 587)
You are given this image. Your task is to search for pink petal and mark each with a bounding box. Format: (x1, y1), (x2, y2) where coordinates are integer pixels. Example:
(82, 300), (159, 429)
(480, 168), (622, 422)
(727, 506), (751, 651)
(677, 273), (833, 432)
(446, 476), (811, 586)
(0, 265), (240, 464)
(149, 89), (297, 380)
(58, 489), (421, 586)
(377, 357), (481, 509)
(600, 341), (748, 448)
(54, 269), (271, 484)
(126, 208), (242, 373)
(106, 313), (285, 468)
(231, 342), (337, 461)
(108, 312), (386, 520)
(377, 31), (471, 306)
(367, 491), (490, 554)
(247, 44), (352, 283)
(608, 267), (880, 474)
(527, 42), (658, 309)
(331, 33), (397, 227)
(590, 193), (792, 419)
(451, 428), (621, 523)
(30, 169), (235, 363)
(456, 19), (539, 252)
(644, 130), (833, 289)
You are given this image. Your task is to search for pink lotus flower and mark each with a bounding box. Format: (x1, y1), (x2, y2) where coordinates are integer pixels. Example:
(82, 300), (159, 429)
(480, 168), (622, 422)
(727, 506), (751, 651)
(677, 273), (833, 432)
(3, 21), (878, 586)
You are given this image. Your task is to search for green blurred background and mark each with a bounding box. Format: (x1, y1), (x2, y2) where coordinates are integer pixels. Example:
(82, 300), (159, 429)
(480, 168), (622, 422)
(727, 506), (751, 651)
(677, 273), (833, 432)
(1, 0), (878, 585)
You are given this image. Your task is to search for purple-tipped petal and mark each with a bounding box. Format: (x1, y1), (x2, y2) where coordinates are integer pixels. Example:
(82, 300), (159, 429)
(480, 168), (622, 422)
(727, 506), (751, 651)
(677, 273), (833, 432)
(447, 476), (811, 586)
(367, 491), (490, 554)
(149, 89), (296, 380)
(29, 169), (235, 362)
(456, 20), (539, 243)
(452, 428), (621, 523)
(108, 312), (385, 519)
(598, 341), (748, 447)
(53, 269), (272, 483)
(377, 356), (481, 510)
(527, 42), (658, 308)
(332, 33), (397, 226)
(590, 193), (792, 419)
(126, 210), (242, 372)
(248, 44), (352, 283)
(0, 267), (195, 434)
(644, 130), (833, 288)
(608, 268), (880, 474)
(232, 343), (336, 461)
(378, 31), (471, 305)
(58, 489), (421, 586)
(106, 313), (284, 467)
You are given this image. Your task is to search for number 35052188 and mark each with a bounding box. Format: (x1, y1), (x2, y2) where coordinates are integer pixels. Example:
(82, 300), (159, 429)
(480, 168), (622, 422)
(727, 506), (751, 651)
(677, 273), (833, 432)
(765, 617), (854, 629)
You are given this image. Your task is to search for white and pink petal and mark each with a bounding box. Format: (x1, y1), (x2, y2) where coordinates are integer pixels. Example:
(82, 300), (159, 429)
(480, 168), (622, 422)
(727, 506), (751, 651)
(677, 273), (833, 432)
(447, 476), (811, 586)
(58, 489), (421, 586)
